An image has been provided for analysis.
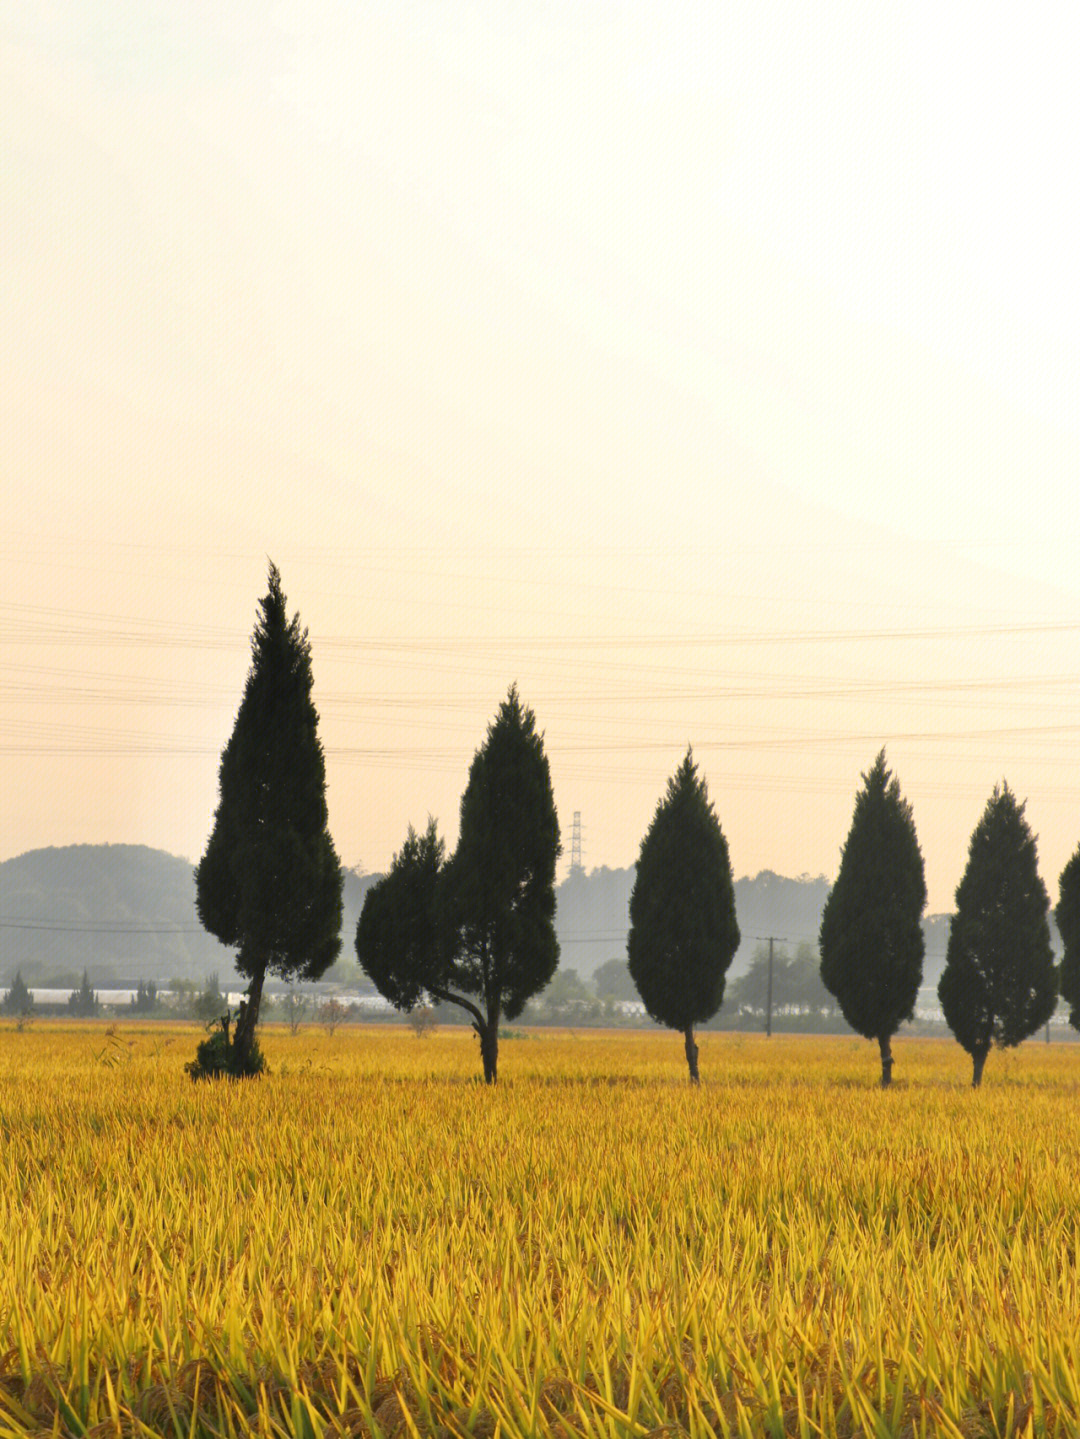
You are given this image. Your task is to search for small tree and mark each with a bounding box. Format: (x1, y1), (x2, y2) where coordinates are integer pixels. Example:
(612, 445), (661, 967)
(68, 970), (100, 1018)
(938, 784), (1057, 1086)
(194, 564), (343, 1078)
(193, 973), (226, 1022)
(1055, 844), (1080, 1032)
(531, 967), (599, 1024)
(819, 751), (927, 1086)
(317, 997), (347, 1036)
(130, 980), (159, 1014)
(2, 970), (34, 1018)
(281, 987), (311, 1034)
(408, 1004), (437, 1037)
(628, 749), (740, 1082)
(593, 958), (637, 1004)
(357, 687), (561, 1083)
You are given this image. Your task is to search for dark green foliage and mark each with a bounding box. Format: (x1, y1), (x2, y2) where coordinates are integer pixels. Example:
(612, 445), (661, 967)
(356, 819), (446, 1012)
(130, 980), (159, 1014)
(445, 687), (561, 1025)
(819, 751), (926, 1084)
(357, 687), (560, 1082)
(2, 969), (33, 1017)
(68, 969), (100, 1017)
(195, 564), (342, 1073)
(1058, 845), (1080, 1031)
(938, 785), (1057, 1085)
(185, 1015), (266, 1081)
(627, 749), (740, 1080)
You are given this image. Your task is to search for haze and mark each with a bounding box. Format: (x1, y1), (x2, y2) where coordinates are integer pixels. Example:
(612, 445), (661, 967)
(2, 2), (1078, 914)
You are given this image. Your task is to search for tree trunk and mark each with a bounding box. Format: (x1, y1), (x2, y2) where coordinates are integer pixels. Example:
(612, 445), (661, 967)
(232, 967), (265, 1072)
(478, 1019), (499, 1084)
(426, 986), (494, 1083)
(971, 1047), (988, 1088)
(878, 1034), (894, 1088)
(684, 1024), (700, 1084)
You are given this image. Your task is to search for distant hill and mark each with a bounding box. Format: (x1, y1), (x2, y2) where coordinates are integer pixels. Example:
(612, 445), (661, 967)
(0, 845), (380, 989)
(0, 845), (227, 987)
(552, 867), (1041, 990)
(555, 866), (833, 980)
(2, 845), (1057, 994)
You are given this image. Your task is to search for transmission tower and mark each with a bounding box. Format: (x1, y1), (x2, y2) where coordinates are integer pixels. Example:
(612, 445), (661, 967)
(569, 811), (584, 874)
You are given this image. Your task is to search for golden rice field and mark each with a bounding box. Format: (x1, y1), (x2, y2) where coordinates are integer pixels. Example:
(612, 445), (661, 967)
(2, 1023), (1079, 1439)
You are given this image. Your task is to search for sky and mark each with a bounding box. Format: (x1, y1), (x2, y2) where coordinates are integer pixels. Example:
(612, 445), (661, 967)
(2, 1), (1078, 914)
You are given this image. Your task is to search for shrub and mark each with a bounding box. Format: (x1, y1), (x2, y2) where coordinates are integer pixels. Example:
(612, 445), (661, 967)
(185, 1015), (267, 1082)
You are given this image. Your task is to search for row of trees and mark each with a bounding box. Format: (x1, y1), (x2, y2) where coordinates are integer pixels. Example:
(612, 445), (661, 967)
(192, 566), (561, 1083)
(2, 969), (101, 1018)
(190, 565), (1080, 1086)
(820, 753), (1076, 1088)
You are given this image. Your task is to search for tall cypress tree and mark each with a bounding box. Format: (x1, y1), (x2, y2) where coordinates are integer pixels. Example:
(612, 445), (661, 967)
(357, 688), (560, 1084)
(194, 564), (342, 1077)
(938, 784), (1057, 1086)
(819, 751), (926, 1086)
(627, 749), (740, 1082)
(443, 686), (561, 1083)
(1055, 843), (1080, 1031)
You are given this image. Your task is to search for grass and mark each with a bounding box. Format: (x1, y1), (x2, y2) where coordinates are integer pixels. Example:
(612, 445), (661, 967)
(0, 1023), (1077, 1436)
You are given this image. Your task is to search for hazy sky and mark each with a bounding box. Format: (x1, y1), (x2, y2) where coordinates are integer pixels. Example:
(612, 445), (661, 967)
(2, 2), (1078, 914)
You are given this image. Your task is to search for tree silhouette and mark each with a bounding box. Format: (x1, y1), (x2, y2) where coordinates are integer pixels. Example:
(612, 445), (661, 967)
(194, 563), (342, 1078)
(628, 749), (739, 1082)
(819, 751), (926, 1085)
(938, 785), (1057, 1086)
(1056, 843), (1080, 1031)
(357, 688), (560, 1083)
(2, 970), (33, 1018)
(68, 969), (99, 1017)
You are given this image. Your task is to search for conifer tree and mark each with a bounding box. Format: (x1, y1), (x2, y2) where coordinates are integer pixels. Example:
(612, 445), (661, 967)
(1056, 843), (1080, 1031)
(357, 687), (560, 1083)
(819, 751), (926, 1085)
(68, 969), (99, 1017)
(194, 563), (342, 1078)
(2, 970), (33, 1017)
(356, 818), (447, 1012)
(627, 749), (739, 1082)
(938, 784), (1057, 1086)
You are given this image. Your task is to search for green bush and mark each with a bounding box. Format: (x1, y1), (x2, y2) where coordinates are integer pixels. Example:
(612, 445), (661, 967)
(185, 1022), (266, 1082)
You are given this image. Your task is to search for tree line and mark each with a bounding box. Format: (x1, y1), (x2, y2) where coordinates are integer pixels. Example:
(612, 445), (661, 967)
(175, 565), (1080, 1085)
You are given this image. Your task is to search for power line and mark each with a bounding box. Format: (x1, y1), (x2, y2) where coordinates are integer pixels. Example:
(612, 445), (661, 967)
(0, 918), (204, 934)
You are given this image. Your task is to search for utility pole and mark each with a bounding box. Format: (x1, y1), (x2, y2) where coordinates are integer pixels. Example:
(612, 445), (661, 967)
(753, 935), (786, 1038)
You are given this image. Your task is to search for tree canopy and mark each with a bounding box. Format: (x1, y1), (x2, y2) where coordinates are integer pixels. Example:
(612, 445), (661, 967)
(67, 969), (99, 1018)
(819, 751), (926, 1085)
(194, 563), (342, 1077)
(2, 970), (33, 1017)
(356, 818), (447, 1013)
(627, 749), (740, 1081)
(357, 686), (560, 1082)
(938, 784), (1057, 1086)
(1055, 843), (1080, 1031)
